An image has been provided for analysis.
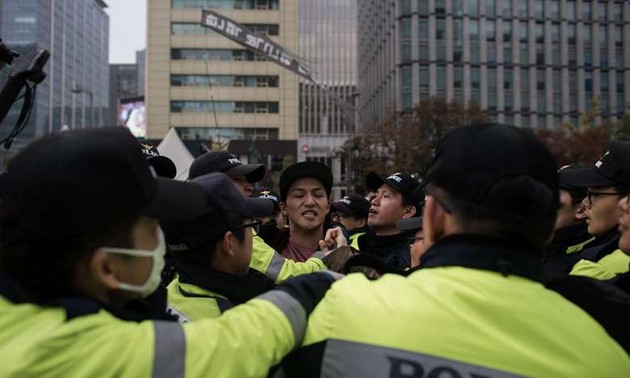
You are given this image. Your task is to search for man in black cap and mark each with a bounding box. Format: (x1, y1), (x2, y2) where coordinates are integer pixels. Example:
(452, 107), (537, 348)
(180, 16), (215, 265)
(331, 194), (370, 249)
(163, 173), (277, 322)
(139, 140), (177, 179)
(542, 165), (593, 280)
(0, 127), (341, 377)
(278, 161), (333, 262)
(568, 141), (630, 280)
(282, 123), (629, 377)
(253, 188), (288, 251)
(356, 172), (423, 270)
(188, 150), (266, 196)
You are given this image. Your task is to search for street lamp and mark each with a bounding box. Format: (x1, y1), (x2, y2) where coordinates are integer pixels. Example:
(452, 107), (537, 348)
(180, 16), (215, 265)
(72, 85), (94, 128)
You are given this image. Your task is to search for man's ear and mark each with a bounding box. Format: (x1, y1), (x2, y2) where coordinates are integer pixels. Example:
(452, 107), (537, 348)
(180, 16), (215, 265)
(280, 202), (288, 216)
(422, 197), (446, 245)
(89, 249), (122, 290)
(221, 231), (237, 257)
(401, 205), (417, 219)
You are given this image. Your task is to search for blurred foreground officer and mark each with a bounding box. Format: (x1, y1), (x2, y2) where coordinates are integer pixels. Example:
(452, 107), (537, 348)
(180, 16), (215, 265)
(283, 124), (629, 377)
(0, 128), (339, 377)
(164, 173), (276, 321)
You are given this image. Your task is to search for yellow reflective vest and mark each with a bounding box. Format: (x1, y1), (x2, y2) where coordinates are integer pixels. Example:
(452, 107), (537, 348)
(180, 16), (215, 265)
(166, 275), (228, 322)
(285, 236), (630, 377)
(0, 272), (336, 377)
(570, 249), (630, 280)
(250, 233), (327, 283)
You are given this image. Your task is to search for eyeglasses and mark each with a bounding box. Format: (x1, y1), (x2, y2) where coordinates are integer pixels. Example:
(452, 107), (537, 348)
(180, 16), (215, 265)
(235, 219), (262, 230)
(586, 190), (624, 205)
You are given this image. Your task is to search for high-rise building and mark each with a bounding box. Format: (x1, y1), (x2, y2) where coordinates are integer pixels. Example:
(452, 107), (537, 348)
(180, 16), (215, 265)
(298, 0), (357, 198)
(146, 0), (298, 144)
(0, 0), (109, 153)
(136, 49), (146, 95)
(358, 0), (630, 130)
(109, 63), (139, 126)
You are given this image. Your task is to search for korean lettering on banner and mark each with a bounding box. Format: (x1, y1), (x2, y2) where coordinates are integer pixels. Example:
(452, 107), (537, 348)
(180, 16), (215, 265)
(201, 10), (312, 81)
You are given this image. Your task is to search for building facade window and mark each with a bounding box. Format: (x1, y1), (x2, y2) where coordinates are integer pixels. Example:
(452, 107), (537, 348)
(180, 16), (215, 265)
(566, 1), (576, 21)
(170, 101), (279, 113)
(177, 127), (279, 140)
(171, 74), (279, 87)
(172, 0), (279, 10)
(171, 22), (279, 36)
(171, 48), (267, 61)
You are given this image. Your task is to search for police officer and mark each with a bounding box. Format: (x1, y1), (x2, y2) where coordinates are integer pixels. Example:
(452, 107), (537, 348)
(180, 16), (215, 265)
(331, 194), (370, 249)
(139, 140), (177, 179)
(188, 150), (266, 196)
(253, 188), (288, 251)
(356, 172), (423, 270)
(0, 128), (339, 377)
(542, 164), (593, 280)
(163, 173), (277, 322)
(569, 141), (630, 280)
(283, 124), (629, 377)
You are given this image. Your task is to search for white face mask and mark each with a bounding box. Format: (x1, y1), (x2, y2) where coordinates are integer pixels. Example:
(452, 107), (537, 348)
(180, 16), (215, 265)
(101, 227), (166, 298)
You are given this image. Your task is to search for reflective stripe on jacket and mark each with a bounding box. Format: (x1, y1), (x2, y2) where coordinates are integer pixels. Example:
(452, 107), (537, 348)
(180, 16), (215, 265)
(0, 271), (338, 377)
(250, 233), (326, 283)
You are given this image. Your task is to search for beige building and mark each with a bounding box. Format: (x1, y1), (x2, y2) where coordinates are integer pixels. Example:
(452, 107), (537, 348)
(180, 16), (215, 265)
(146, 0), (298, 144)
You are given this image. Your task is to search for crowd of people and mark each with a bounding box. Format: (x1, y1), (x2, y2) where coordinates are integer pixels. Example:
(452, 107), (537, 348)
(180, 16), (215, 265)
(1, 122), (630, 376)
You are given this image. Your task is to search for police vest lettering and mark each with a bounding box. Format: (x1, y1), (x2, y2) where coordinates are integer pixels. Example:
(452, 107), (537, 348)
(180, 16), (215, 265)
(388, 356), (495, 378)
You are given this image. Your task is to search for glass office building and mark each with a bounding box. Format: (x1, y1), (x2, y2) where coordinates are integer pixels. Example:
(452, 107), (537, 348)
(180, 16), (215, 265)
(358, 0), (630, 129)
(299, 0), (357, 197)
(0, 0), (109, 157)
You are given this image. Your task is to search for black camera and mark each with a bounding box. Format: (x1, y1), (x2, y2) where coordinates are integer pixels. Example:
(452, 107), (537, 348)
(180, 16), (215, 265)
(0, 38), (50, 148)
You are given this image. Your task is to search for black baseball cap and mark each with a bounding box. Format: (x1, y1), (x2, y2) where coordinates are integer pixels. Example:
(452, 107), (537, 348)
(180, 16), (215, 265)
(366, 172), (423, 206)
(254, 187), (280, 210)
(138, 141), (177, 179)
(279, 161), (333, 201)
(1, 127), (209, 239)
(565, 141), (630, 188)
(557, 164), (588, 201)
(163, 172), (274, 252)
(424, 123), (559, 207)
(332, 194), (370, 219)
(396, 216), (423, 232)
(188, 151), (266, 182)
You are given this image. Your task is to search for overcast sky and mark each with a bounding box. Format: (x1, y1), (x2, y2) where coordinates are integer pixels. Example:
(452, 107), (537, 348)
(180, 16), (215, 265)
(106, 0), (147, 64)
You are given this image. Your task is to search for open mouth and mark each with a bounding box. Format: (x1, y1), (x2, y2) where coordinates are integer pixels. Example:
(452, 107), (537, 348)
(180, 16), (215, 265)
(302, 210), (317, 218)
